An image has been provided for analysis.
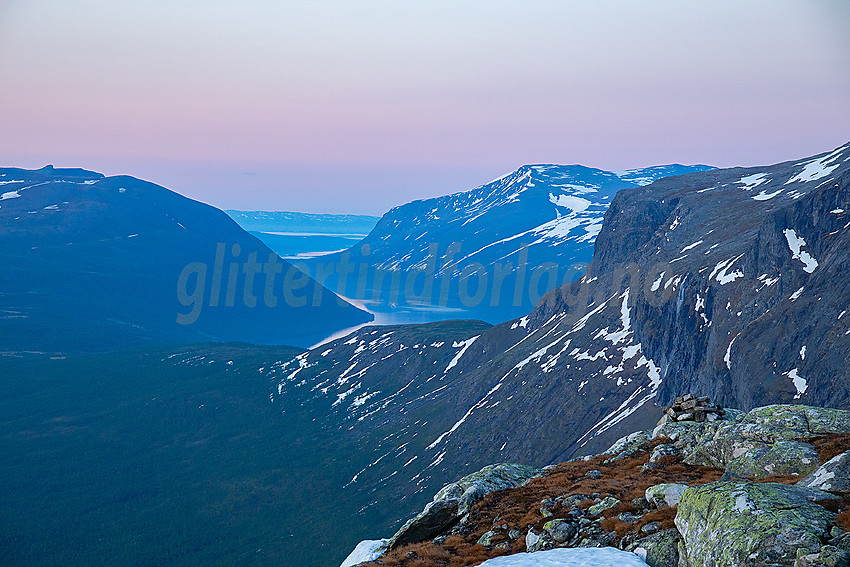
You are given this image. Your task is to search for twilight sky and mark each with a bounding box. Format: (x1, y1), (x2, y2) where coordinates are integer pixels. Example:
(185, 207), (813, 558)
(1, 1), (848, 215)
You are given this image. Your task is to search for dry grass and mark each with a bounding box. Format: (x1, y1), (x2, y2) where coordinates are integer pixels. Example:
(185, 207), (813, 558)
(361, 433), (850, 567)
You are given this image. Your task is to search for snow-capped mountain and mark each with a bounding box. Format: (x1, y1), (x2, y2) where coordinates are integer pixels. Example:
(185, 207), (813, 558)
(268, 142), (850, 563)
(0, 166), (371, 351)
(304, 163), (712, 323)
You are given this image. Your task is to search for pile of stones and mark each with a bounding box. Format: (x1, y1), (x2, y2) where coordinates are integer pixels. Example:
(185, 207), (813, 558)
(660, 393), (725, 424)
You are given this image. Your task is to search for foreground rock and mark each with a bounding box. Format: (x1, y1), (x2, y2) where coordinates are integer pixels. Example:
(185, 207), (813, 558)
(675, 482), (837, 567)
(798, 450), (850, 493)
(386, 463), (540, 549)
(626, 529), (682, 567)
(345, 403), (850, 567)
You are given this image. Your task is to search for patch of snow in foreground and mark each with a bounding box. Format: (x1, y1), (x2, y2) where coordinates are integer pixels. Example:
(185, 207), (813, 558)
(477, 547), (649, 567)
(339, 539), (389, 567)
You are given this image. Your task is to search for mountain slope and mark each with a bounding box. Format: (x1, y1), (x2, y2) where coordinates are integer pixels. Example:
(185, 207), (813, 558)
(304, 163), (712, 323)
(0, 166), (371, 351)
(267, 143), (850, 563)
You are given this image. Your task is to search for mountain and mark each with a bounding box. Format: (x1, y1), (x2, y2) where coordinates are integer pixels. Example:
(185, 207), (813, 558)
(266, 142), (850, 564)
(302, 163), (713, 323)
(0, 166), (371, 351)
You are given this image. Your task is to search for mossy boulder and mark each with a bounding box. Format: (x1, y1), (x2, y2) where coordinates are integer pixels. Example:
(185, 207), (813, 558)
(627, 528), (682, 567)
(605, 430), (652, 461)
(588, 496), (621, 516)
(387, 463), (539, 548)
(725, 440), (820, 479)
(675, 481), (837, 567)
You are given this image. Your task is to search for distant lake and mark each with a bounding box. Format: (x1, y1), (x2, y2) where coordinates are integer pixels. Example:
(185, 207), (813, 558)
(226, 209), (378, 259)
(249, 230), (366, 259)
(228, 210), (494, 339)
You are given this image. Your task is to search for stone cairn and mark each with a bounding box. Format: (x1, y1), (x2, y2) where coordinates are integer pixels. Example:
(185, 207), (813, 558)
(660, 393), (725, 423)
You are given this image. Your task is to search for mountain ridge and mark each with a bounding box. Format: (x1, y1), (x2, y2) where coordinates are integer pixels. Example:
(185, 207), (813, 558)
(0, 167), (372, 351)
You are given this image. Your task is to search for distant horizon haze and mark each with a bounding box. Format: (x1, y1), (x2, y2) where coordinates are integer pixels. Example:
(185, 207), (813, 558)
(1, 1), (848, 214)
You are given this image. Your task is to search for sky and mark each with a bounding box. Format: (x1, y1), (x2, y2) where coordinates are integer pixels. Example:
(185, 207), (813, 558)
(0, 0), (848, 215)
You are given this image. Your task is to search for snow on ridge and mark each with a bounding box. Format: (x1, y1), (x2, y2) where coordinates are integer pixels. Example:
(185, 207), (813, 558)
(785, 149), (843, 185)
(752, 189), (783, 201)
(783, 229), (819, 273)
(736, 173), (769, 191)
(710, 254), (745, 285)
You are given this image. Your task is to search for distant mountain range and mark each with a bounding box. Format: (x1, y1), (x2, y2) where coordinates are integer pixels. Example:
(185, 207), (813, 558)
(0, 166), (371, 351)
(302, 163), (713, 323)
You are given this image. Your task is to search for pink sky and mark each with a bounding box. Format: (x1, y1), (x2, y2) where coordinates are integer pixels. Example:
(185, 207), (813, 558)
(1, 1), (849, 214)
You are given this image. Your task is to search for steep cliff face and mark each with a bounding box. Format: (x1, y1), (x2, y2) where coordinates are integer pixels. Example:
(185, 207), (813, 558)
(534, 141), (850, 414)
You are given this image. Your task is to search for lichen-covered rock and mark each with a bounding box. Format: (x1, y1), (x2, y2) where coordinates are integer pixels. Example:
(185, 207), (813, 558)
(588, 496), (621, 516)
(675, 481), (837, 567)
(387, 463), (539, 548)
(454, 463), (541, 516)
(794, 545), (850, 567)
(477, 530), (498, 546)
(605, 430), (652, 461)
(725, 440), (820, 479)
(798, 451), (850, 493)
(645, 484), (688, 508)
(680, 406), (850, 479)
(543, 519), (577, 543)
(627, 529), (682, 567)
(650, 444), (680, 463)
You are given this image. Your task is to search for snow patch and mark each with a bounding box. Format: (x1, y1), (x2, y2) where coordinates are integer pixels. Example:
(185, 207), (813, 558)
(340, 539), (389, 567)
(784, 229), (818, 273)
(444, 336), (479, 373)
(475, 547), (650, 567)
(736, 173), (769, 191)
(787, 368), (808, 399)
(785, 152), (842, 185)
(549, 193), (591, 212)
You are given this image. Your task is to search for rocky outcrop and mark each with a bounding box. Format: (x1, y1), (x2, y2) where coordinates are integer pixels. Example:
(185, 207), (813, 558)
(675, 482), (837, 567)
(346, 403), (850, 567)
(653, 405), (850, 480)
(386, 463), (540, 549)
(798, 451), (850, 493)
